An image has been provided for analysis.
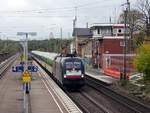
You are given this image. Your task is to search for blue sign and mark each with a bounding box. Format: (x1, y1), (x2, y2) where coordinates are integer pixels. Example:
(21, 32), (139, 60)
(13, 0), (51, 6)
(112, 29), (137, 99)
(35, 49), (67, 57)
(12, 65), (38, 73)
(28, 65), (38, 72)
(12, 65), (24, 72)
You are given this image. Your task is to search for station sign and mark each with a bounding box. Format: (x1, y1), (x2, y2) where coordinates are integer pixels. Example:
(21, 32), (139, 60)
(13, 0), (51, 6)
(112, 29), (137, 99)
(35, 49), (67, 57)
(12, 65), (38, 72)
(28, 65), (38, 72)
(12, 65), (24, 72)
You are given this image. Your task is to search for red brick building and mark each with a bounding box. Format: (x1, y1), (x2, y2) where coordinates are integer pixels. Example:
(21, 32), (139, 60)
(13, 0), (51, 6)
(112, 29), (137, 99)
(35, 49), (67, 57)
(90, 23), (136, 77)
(71, 24), (135, 78)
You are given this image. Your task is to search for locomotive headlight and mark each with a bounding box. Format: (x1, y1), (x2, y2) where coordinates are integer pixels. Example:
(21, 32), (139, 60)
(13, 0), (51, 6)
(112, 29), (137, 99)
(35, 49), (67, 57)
(64, 75), (67, 78)
(81, 74), (84, 78)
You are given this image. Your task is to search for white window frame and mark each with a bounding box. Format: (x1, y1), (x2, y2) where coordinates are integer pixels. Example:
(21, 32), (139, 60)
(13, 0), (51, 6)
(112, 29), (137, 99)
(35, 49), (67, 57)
(120, 41), (125, 46)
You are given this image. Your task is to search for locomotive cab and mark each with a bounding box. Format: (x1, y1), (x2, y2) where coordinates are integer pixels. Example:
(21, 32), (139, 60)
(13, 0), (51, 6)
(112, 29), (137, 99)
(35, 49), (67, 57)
(62, 57), (85, 87)
(53, 55), (85, 88)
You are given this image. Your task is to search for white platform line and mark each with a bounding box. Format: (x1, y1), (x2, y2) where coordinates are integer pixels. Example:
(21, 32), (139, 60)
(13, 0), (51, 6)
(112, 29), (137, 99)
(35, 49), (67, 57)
(34, 60), (82, 113)
(38, 72), (64, 113)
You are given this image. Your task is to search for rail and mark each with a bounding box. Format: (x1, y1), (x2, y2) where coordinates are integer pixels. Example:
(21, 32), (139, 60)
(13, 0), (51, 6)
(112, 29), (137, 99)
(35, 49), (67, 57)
(32, 55), (83, 113)
(0, 54), (18, 78)
(0, 53), (32, 113)
(86, 75), (150, 113)
(33, 54), (150, 113)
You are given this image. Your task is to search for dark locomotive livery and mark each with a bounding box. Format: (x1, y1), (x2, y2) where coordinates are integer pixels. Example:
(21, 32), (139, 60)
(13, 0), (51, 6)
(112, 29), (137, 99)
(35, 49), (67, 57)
(31, 51), (85, 89)
(53, 56), (85, 88)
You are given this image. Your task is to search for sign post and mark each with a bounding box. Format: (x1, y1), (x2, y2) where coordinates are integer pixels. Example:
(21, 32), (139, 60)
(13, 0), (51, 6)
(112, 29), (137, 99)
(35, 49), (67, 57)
(22, 71), (31, 93)
(17, 32), (37, 94)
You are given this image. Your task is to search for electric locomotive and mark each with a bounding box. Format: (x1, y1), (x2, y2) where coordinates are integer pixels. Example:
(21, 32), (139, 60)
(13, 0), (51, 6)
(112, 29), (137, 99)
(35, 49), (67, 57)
(53, 55), (85, 88)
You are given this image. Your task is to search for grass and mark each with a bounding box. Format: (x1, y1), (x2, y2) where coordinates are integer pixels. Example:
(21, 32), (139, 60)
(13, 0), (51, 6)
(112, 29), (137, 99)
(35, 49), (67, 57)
(137, 78), (150, 85)
(118, 80), (150, 101)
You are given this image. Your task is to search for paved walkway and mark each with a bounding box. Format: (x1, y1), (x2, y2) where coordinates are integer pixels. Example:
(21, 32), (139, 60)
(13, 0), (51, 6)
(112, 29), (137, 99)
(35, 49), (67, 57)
(30, 72), (67, 113)
(85, 67), (117, 84)
(0, 61), (23, 113)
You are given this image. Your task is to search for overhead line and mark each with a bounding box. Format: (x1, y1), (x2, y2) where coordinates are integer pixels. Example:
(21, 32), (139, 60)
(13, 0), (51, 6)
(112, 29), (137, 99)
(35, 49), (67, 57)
(0, 0), (113, 14)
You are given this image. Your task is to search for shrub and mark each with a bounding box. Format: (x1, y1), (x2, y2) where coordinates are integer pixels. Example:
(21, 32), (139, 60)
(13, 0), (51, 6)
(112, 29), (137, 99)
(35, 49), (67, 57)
(134, 44), (150, 81)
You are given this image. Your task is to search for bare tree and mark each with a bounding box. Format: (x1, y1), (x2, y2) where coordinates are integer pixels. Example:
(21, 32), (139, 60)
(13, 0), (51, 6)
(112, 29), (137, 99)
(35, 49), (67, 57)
(137, 0), (150, 36)
(118, 9), (143, 51)
(118, 9), (143, 37)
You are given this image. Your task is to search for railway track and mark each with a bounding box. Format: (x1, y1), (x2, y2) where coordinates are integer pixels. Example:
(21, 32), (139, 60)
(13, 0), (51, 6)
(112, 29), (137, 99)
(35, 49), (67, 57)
(86, 75), (150, 113)
(0, 52), (13, 63)
(67, 90), (108, 113)
(0, 54), (18, 78)
(66, 85), (136, 113)
(32, 56), (150, 113)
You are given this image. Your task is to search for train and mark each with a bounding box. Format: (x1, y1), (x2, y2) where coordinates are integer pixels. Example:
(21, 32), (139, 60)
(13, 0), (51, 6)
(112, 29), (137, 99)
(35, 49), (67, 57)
(31, 51), (85, 89)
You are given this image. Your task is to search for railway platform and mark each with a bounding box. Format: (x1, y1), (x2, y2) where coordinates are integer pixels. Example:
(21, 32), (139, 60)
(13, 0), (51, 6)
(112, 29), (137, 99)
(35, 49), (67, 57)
(85, 68), (117, 85)
(0, 55), (83, 113)
(30, 70), (68, 113)
(30, 61), (83, 113)
(0, 60), (23, 113)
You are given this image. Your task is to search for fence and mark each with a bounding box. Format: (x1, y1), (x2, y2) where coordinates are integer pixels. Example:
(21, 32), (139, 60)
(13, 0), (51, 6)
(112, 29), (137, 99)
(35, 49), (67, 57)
(103, 54), (136, 78)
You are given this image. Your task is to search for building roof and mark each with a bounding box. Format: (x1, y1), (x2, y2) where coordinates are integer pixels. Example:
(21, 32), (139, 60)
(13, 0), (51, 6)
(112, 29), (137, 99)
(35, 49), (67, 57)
(90, 23), (129, 28)
(72, 28), (92, 37)
(92, 36), (130, 40)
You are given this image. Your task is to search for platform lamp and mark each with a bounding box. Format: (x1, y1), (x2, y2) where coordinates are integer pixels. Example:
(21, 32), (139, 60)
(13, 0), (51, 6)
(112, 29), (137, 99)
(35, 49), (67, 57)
(17, 32), (37, 70)
(17, 32), (37, 96)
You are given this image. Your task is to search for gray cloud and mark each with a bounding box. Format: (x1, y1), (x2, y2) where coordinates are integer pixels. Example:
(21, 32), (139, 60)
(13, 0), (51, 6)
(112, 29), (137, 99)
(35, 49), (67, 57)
(0, 0), (137, 40)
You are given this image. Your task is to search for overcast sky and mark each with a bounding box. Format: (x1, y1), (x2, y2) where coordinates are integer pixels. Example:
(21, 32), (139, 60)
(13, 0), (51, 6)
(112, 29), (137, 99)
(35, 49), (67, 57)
(0, 0), (137, 40)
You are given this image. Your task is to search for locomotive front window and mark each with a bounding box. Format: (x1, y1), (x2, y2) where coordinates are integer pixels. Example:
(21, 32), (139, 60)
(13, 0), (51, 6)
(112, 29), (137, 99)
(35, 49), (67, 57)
(74, 62), (81, 69)
(65, 61), (81, 69)
(66, 62), (73, 69)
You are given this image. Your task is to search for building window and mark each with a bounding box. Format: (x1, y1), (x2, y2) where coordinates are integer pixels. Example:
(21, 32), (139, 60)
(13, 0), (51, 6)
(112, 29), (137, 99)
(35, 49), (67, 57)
(120, 41), (125, 46)
(97, 28), (100, 34)
(118, 29), (122, 33)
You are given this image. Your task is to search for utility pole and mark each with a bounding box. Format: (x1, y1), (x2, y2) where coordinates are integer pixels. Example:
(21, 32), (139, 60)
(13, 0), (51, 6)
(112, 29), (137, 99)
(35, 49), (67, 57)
(123, 10), (127, 80)
(25, 33), (28, 69)
(6, 37), (8, 47)
(60, 28), (62, 52)
(127, 0), (130, 11)
(20, 39), (26, 62)
(123, 0), (129, 80)
(74, 7), (78, 55)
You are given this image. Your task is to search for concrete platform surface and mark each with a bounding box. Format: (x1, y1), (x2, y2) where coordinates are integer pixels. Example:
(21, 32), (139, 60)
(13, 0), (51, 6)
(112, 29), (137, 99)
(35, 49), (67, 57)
(30, 61), (83, 113)
(0, 61), (23, 113)
(30, 71), (68, 113)
(85, 71), (117, 85)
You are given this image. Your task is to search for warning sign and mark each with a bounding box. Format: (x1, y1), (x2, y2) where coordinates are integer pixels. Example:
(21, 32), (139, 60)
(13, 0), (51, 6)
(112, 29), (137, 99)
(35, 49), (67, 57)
(22, 71), (31, 83)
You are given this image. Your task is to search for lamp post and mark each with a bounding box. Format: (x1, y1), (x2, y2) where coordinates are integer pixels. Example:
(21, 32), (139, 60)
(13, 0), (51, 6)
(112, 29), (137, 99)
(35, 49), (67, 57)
(17, 32), (37, 113)
(17, 32), (37, 70)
